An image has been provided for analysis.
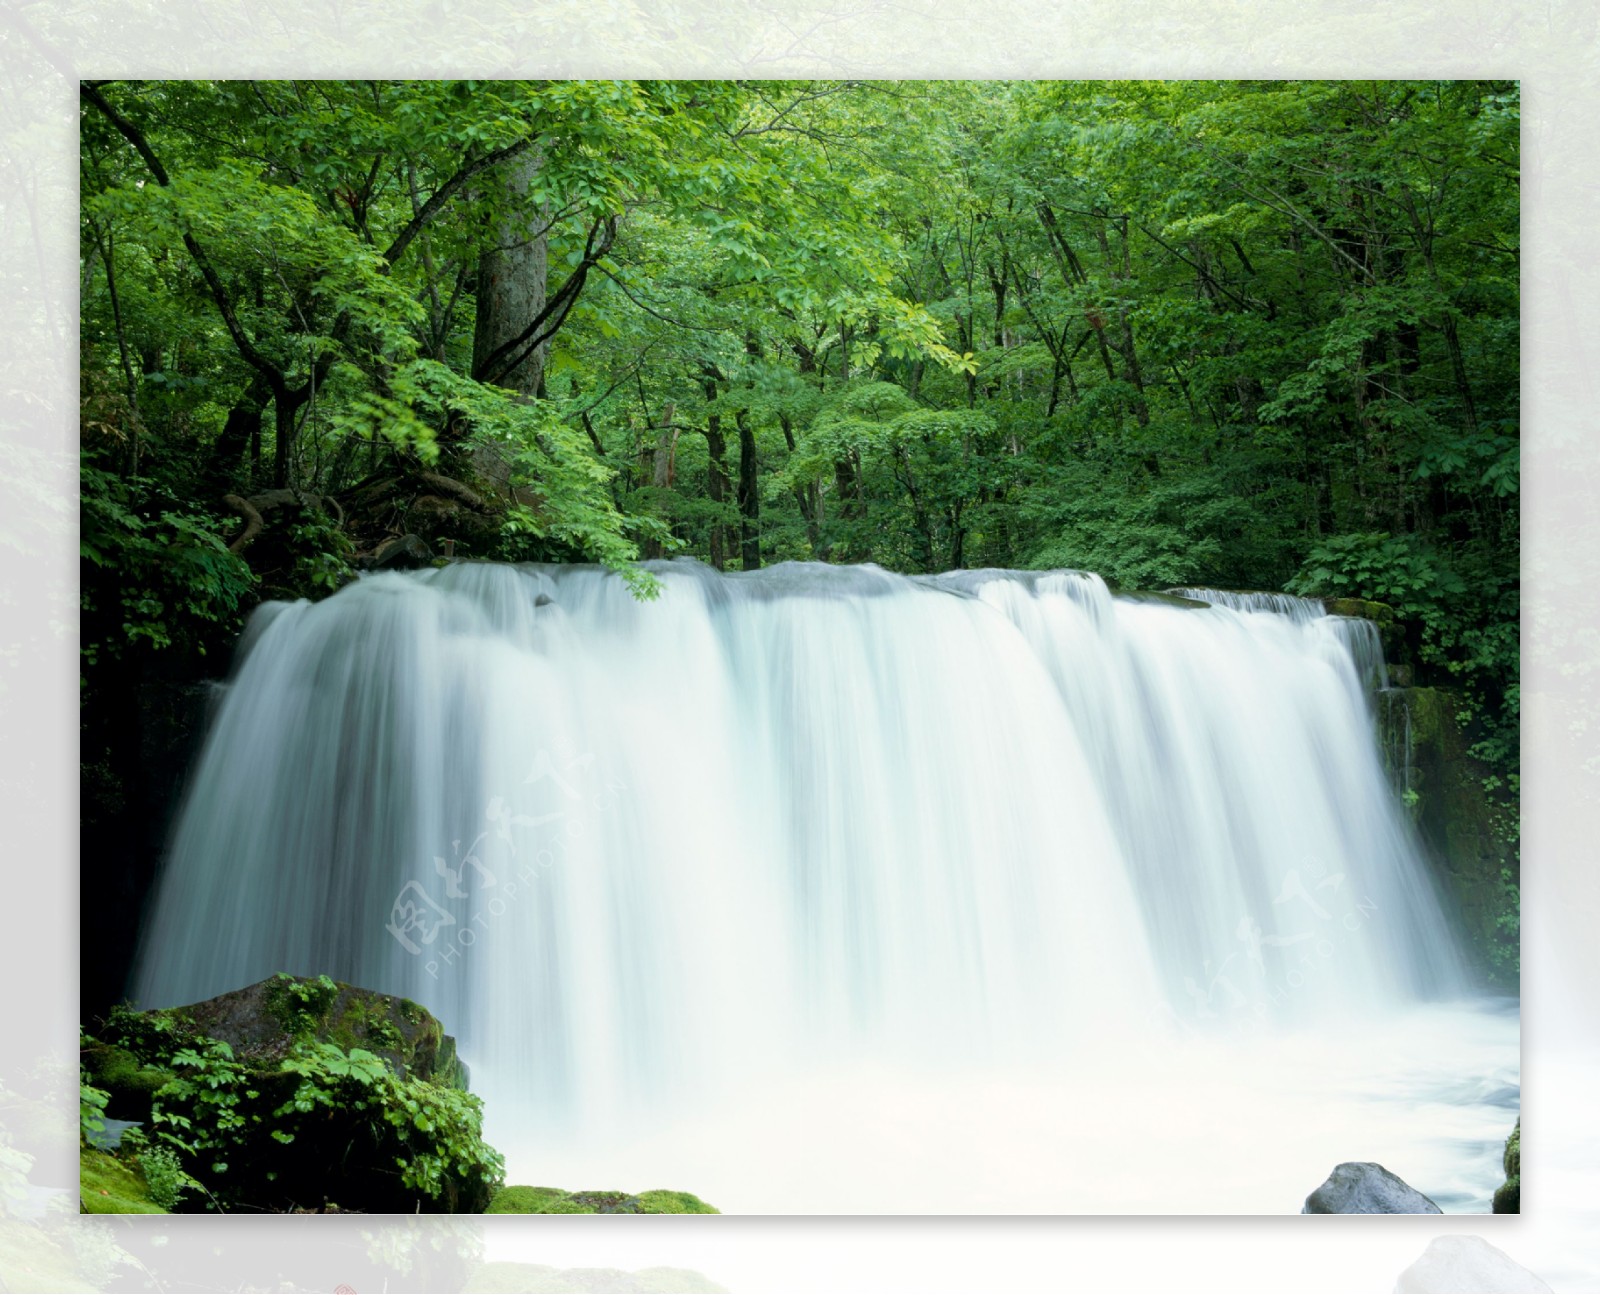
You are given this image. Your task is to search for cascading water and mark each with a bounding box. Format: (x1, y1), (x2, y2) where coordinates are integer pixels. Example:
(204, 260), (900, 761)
(132, 561), (1517, 1212)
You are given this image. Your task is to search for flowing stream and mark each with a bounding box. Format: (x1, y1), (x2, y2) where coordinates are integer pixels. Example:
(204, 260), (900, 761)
(133, 560), (1518, 1212)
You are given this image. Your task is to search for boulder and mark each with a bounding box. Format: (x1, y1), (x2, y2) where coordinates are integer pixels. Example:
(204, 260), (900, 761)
(84, 975), (497, 1213)
(1393, 1235), (1551, 1293)
(162, 973), (466, 1088)
(1303, 1162), (1442, 1214)
(371, 532), (434, 569)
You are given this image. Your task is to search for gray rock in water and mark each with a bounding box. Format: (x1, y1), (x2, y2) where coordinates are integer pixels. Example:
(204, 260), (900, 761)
(1303, 1162), (1442, 1214)
(1393, 1235), (1552, 1293)
(372, 532), (434, 569)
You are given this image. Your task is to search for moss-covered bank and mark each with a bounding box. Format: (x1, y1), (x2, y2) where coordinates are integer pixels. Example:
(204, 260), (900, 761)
(486, 1185), (719, 1214)
(79, 1144), (166, 1214)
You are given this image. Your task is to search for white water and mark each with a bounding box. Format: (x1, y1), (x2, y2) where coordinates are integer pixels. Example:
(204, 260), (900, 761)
(133, 560), (1517, 1212)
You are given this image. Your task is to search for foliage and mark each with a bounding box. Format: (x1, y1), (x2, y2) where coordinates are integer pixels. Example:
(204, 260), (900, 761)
(265, 971), (340, 1035)
(78, 1074), (110, 1147)
(79, 462), (256, 669)
(1288, 532), (1466, 617)
(116, 1127), (193, 1210)
(1488, 865), (1521, 978)
(95, 1000), (503, 1213)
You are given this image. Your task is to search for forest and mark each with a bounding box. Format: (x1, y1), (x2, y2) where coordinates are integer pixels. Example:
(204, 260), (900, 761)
(79, 79), (1521, 1001)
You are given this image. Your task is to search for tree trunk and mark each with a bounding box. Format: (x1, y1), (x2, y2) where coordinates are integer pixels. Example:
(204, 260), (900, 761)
(471, 151), (549, 399)
(703, 378), (731, 569)
(779, 412), (823, 556)
(205, 375), (272, 493)
(271, 382), (309, 488)
(736, 410), (760, 570)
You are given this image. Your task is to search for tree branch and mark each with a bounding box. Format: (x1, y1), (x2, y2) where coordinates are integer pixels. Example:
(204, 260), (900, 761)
(475, 214), (617, 386)
(381, 136), (538, 270)
(80, 83), (289, 395)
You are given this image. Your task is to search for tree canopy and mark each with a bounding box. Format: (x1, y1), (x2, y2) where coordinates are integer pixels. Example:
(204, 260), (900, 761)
(78, 75), (1518, 794)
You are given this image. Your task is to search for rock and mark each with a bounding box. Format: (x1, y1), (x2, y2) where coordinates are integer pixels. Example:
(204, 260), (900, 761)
(1323, 596), (1397, 623)
(1126, 590), (1214, 609)
(1303, 1162), (1442, 1214)
(1380, 686), (1519, 982)
(1323, 596), (1403, 652)
(154, 973), (467, 1088)
(86, 976), (497, 1213)
(371, 532), (434, 569)
(486, 1185), (719, 1215)
(1493, 1120), (1520, 1213)
(1393, 1235), (1551, 1293)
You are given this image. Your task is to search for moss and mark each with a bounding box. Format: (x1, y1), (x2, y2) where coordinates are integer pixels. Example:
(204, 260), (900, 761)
(79, 1041), (173, 1123)
(486, 1184), (580, 1213)
(1323, 597), (1403, 655)
(1493, 1119), (1520, 1213)
(486, 1185), (719, 1215)
(1400, 686), (1464, 757)
(465, 1262), (727, 1293)
(1383, 686), (1519, 984)
(263, 971), (340, 1038)
(79, 1144), (167, 1214)
(1323, 596), (1396, 622)
(634, 1190), (720, 1214)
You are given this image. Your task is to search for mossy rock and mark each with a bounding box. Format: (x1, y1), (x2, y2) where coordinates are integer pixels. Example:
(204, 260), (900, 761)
(486, 1185), (719, 1215)
(85, 976), (497, 1214)
(94, 974), (464, 1089)
(1493, 1119), (1520, 1213)
(1323, 597), (1404, 655)
(465, 1262), (727, 1293)
(79, 1041), (173, 1123)
(79, 1144), (166, 1214)
(149, 974), (467, 1088)
(1322, 596), (1397, 623)
(1381, 686), (1518, 983)
(1119, 590), (1213, 610)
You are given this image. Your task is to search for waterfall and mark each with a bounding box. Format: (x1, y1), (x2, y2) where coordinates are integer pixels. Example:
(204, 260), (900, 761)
(133, 561), (1509, 1211)
(1168, 586), (1327, 622)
